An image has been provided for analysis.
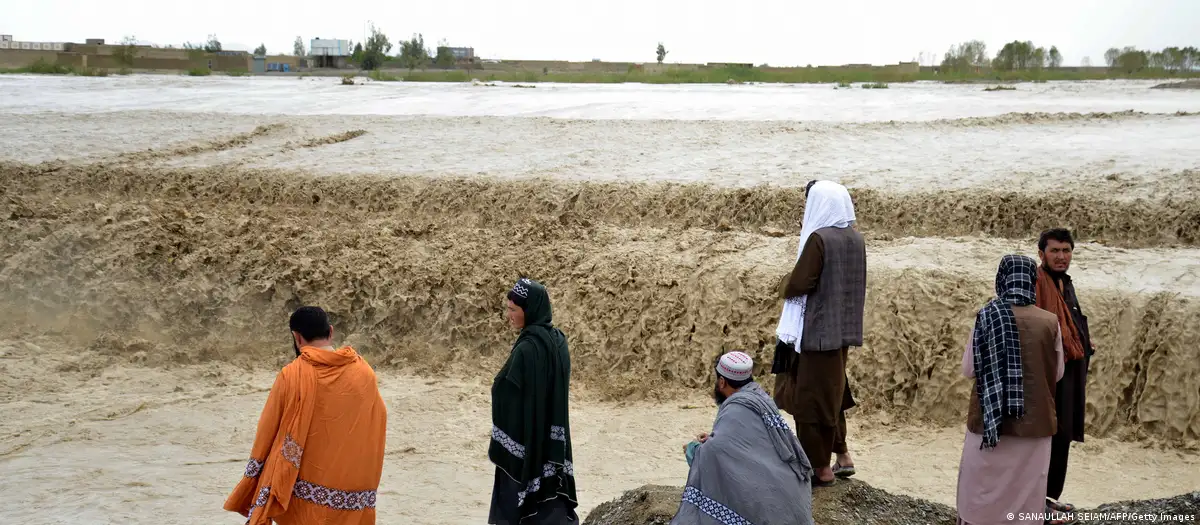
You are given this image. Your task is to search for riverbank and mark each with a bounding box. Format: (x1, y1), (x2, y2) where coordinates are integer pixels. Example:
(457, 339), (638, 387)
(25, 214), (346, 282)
(5, 63), (1200, 85)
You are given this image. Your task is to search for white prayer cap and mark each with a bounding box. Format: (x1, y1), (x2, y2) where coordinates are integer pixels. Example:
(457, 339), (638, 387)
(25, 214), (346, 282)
(716, 351), (753, 382)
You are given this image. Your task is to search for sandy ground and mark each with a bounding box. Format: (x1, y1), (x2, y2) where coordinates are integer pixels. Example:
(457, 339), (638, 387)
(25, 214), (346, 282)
(1, 338), (1197, 525)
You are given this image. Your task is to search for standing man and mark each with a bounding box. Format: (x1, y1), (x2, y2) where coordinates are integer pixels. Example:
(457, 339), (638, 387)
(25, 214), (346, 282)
(225, 306), (388, 525)
(772, 180), (867, 487)
(1035, 229), (1094, 516)
(956, 255), (1065, 525)
(489, 278), (579, 525)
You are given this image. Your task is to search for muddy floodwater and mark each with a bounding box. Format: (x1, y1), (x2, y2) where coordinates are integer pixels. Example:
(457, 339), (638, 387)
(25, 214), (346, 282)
(1, 75), (1198, 524)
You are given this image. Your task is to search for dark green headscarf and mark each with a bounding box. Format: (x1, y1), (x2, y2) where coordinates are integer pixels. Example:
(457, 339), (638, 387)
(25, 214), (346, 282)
(490, 278), (577, 518)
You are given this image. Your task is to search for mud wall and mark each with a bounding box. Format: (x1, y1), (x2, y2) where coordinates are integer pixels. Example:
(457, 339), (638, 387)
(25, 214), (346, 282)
(0, 49), (58, 68)
(1, 161), (1196, 445)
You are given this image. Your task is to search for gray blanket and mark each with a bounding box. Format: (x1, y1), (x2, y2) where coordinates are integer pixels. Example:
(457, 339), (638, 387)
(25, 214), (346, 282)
(671, 382), (814, 525)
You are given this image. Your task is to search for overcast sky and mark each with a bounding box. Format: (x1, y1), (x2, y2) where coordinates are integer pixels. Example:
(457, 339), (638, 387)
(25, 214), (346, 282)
(2, 0), (1196, 66)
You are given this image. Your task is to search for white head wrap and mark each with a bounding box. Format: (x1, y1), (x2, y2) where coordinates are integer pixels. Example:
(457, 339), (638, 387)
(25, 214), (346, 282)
(716, 351), (754, 381)
(774, 180), (857, 347)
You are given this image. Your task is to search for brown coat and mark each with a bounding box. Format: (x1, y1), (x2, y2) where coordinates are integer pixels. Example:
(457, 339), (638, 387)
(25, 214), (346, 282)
(778, 227), (867, 352)
(966, 306), (1062, 439)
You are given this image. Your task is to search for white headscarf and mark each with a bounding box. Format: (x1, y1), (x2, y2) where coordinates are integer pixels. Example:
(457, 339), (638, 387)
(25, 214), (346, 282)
(775, 180), (857, 347)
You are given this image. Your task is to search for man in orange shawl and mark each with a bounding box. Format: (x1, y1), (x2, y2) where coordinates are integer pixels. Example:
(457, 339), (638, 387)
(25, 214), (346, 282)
(1035, 229), (1094, 518)
(225, 306), (388, 525)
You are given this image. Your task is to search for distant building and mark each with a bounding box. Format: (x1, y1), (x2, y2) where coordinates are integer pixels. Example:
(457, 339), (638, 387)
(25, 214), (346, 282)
(447, 46), (474, 60)
(86, 38), (105, 45)
(310, 38), (351, 68)
(1, 35), (12, 42)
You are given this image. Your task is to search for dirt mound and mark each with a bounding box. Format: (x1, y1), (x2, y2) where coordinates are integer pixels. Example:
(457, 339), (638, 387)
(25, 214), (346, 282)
(582, 482), (1200, 525)
(1087, 491), (1200, 524)
(4, 162), (1199, 248)
(1152, 80), (1200, 90)
(115, 124), (285, 162)
(582, 480), (956, 525)
(297, 129), (368, 149)
(898, 110), (1200, 129)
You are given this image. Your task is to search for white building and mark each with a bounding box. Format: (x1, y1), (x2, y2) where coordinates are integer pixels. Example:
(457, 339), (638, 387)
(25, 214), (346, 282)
(310, 38), (351, 57)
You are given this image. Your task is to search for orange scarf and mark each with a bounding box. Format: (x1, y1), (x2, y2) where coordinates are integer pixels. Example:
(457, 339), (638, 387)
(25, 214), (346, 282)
(224, 346), (365, 524)
(1034, 268), (1086, 361)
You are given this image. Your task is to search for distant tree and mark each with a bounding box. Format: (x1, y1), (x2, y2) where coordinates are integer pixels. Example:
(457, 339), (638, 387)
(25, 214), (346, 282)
(1114, 46), (1148, 73)
(361, 25), (392, 71)
(398, 33), (430, 71)
(204, 34), (222, 53)
(114, 35), (139, 67)
(656, 43), (668, 64)
(1080, 56), (1092, 68)
(1184, 46), (1200, 71)
(352, 42), (364, 64)
(254, 43), (267, 56)
(940, 40), (988, 72)
(993, 40), (1045, 71)
(1104, 48), (1121, 68)
(293, 36), (305, 56)
(1048, 46), (1063, 69)
(434, 46), (456, 68)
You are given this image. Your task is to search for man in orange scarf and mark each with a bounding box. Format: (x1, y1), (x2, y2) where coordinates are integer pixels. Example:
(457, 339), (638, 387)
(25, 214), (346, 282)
(1034, 229), (1094, 519)
(225, 306), (388, 525)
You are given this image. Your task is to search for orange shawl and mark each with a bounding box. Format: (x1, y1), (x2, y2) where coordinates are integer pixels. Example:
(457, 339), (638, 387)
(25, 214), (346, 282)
(1035, 268), (1086, 361)
(224, 346), (387, 525)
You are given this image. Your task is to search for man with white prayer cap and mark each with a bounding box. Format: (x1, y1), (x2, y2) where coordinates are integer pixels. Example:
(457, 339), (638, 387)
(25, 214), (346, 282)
(672, 351), (814, 525)
(772, 179), (867, 487)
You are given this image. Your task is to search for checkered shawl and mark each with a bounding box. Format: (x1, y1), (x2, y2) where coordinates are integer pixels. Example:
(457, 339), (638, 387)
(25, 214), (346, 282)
(972, 254), (1037, 450)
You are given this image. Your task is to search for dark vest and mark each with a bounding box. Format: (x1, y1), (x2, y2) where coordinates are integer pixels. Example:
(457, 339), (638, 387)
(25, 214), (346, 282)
(800, 226), (867, 352)
(967, 305), (1059, 438)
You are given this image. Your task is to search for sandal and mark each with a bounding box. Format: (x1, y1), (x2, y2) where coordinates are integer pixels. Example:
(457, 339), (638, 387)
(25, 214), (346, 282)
(832, 462), (856, 478)
(1046, 499), (1076, 513)
(813, 477), (836, 487)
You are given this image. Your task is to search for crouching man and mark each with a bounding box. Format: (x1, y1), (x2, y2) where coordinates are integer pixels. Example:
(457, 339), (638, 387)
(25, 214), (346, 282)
(673, 351), (814, 525)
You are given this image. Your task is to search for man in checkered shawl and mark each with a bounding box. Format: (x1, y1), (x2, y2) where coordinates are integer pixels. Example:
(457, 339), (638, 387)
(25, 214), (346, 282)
(956, 255), (1065, 525)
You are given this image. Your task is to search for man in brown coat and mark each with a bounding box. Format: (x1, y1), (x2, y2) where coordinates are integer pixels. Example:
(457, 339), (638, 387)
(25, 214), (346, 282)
(1035, 228), (1094, 516)
(771, 180), (867, 486)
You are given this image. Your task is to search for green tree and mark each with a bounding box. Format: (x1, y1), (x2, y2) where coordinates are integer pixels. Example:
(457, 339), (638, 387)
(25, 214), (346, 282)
(114, 35), (139, 67)
(1114, 47), (1148, 73)
(656, 43), (668, 64)
(294, 36), (305, 56)
(1184, 47), (1200, 71)
(1048, 46), (1062, 69)
(204, 34), (222, 53)
(1104, 48), (1121, 68)
(399, 33), (430, 71)
(940, 40), (987, 72)
(254, 43), (267, 56)
(361, 25), (392, 71)
(434, 43), (456, 68)
(992, 41), (1044, 71)
(352, 42), (364, 64)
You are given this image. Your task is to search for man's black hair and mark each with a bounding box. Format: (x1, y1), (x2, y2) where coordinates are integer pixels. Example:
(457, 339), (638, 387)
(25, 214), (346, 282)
(805, 180), (818, 197)
(289, 306), (332, 341)
(1038, 228), (1075, 252)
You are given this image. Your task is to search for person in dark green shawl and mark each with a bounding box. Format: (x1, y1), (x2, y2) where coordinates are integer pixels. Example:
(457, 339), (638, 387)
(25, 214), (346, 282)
(489, 277), (579, 525)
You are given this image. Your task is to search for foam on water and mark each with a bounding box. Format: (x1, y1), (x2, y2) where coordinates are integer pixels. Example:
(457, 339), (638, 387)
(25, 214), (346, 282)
(2, 75), (1199, 121)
